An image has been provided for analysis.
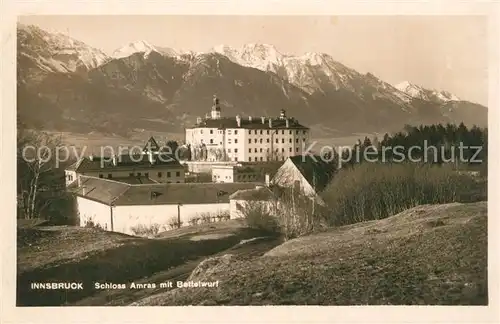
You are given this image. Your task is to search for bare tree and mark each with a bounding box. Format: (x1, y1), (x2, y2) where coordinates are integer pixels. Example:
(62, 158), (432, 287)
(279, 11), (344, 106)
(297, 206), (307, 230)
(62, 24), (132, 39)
(17, 129), (67, 220)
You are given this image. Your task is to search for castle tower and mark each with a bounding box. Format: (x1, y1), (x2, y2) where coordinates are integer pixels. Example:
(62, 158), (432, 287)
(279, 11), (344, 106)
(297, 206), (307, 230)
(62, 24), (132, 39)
(279, 109), (286, 119)
(211, 94), (221, 119)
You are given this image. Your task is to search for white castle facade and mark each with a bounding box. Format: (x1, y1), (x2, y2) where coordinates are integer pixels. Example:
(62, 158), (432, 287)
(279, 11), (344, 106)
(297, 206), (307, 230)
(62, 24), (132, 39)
(185, 95), (311, 162)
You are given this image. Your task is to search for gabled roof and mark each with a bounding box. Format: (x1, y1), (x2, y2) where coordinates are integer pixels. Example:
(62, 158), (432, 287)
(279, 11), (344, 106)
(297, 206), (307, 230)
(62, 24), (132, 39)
(67, 152), (183, 173)
(111, 177), (158, 185)
(73, 177), (131, 205)
(229, 186), (276, 201)
(114, 182), (261, 206)
(65, 158), (85, 171)
(191, 117), (309, 130)
(287, 155), (336, 192)
(143, 136), (161, 152)
(73, 176), (262, 206)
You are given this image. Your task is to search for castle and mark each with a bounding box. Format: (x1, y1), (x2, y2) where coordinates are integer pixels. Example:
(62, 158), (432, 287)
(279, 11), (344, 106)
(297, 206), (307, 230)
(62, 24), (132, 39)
(185, 95), (311, 162)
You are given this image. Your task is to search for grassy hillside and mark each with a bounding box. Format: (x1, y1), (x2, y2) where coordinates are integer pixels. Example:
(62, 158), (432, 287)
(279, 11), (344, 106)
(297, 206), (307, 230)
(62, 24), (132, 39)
(133, 201), (488, 306)
(17, 220), (278, 306)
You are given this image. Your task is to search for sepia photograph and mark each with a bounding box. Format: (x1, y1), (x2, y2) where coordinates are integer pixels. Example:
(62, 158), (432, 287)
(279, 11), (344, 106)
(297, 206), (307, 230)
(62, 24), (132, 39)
(6, 9), (496, 316)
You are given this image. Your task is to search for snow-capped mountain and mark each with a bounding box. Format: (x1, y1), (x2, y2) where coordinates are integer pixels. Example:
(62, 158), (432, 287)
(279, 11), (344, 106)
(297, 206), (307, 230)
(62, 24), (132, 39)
(17, 24), (109, 74)
(17, 24), (487, 137)
(395, 81), (460, 103)
(112, 40), (193, 59)
(211, 44), (359, 94)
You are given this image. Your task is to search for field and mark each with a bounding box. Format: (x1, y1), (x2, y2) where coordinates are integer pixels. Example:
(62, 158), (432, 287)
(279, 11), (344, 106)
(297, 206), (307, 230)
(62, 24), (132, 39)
(17, 201), (487, 306)
(132, 201), (488, 306)
(17, 220), (281, 306)
(45, 130), (372, 158)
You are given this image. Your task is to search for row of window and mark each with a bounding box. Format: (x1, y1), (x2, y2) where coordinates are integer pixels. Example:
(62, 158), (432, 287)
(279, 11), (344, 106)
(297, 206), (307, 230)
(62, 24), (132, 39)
(98, 171), (181, 179)
(248, 156), (286, 162)
(248, 129), (307, 135)
(200, 129), (308, 136)
(248, 138), (306, 144)
(207, 137), (307, 145)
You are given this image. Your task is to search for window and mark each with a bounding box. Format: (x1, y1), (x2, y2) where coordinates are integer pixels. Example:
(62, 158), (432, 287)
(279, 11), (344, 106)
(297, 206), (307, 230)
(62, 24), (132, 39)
(282, 130), (285, 135)
(282, 139), (285, 143)
(260, 130), (263, 134)
(248, 130), (252, 134)
(282, 148), (285, 153)
(228, 130), (232, 135)
(99, 174), (103, 178)
(303, 138), (306, 142)
(158, 172), (163, 178)
(296, 147), (299, 152)
(107, 174), (112, 179)
(167, 172), (171, 177)
(210, 139), (214, 144)
(248, 148), (252, 153)
(254, 148), (257, 153)
(254, 139), (257, 143)
(260, 157), (263, 161)
(259, 139), (263, 144)
(176, 181), (180, 183)
(137, 172), (141, 176)
(228, 149), (232, 153)
(266, 138), (270, 143)
(296, 130), (299, 134)
(235, 139), (238, 143)
(248, 139), (252, 144)
(303, 130), (307, 134)
(234, 148), (238, 153)
(267, 148), (270, 152)
(267, 130), (270, 134)
(210, 129), (213, 134)
(289, 138), (292, 143)
(289, 130), (292, 135)
(145, 172), (149, 177)
(249, 157), (252, 161)
(176, 171), (180, 177)
(289, 148), (292, 152)
(296, 138), (299, 143)
(228, 139), (232, 144)
(235, 130), (238, 135)
(260, 148), (263, 153)
(275, 138), (279, 143)
(200, 130), (203, 134)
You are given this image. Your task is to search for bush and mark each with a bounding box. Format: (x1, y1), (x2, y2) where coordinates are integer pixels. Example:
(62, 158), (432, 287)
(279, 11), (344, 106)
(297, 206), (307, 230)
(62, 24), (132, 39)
(167, 216), (183, 230)
(321, 162), (486, 226)
(273, 191), (327, 240)
(130, 223), (161, 237)
(83, 218), (103, 230)
(188, 217), (201, 226)
(241, 201), (279, 234)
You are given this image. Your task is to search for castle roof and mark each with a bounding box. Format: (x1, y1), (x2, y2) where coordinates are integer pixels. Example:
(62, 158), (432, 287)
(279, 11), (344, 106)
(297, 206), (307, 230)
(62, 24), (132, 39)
(191, 117), (309, 130)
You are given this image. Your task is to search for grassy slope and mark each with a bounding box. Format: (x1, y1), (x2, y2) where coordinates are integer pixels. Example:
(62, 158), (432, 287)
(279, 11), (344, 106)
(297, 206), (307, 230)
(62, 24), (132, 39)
(133, 201), (488, 306)
(17, 220), (277, 306)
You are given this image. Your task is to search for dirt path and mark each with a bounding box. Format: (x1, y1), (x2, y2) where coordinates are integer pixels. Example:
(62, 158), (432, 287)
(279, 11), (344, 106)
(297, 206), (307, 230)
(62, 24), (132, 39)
(71, 236), (282, 306)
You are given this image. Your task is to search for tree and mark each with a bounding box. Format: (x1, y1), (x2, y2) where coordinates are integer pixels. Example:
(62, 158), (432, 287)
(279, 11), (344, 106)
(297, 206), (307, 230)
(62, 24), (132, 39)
(17, 129), (69, 220)
(165, 140), (179, 156)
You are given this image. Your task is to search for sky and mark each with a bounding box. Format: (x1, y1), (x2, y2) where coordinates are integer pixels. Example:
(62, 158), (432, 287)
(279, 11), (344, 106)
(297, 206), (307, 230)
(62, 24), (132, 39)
(18, 15), (489, 106)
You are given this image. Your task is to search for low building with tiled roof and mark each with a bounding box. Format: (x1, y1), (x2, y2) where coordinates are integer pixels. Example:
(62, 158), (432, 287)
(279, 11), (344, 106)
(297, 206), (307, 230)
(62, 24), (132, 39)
(64, 139), (186, 187)
(74, 176), (262, 235)
(185, 95), (311, 163)
(271, 154), (337, 205)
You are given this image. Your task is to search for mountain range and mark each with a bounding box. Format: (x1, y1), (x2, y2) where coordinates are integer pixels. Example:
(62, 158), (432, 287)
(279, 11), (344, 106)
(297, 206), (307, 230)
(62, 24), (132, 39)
(17, 23), (488, 138)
